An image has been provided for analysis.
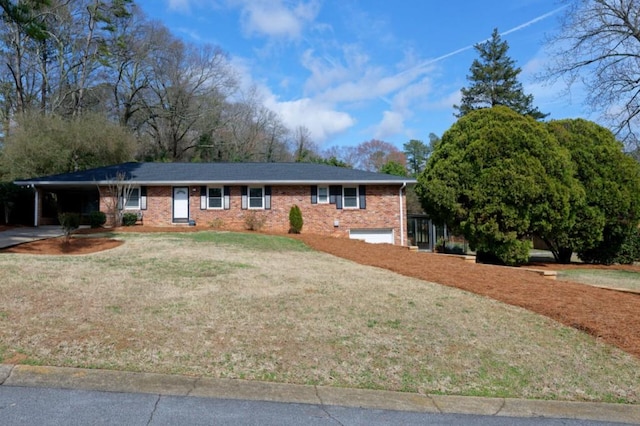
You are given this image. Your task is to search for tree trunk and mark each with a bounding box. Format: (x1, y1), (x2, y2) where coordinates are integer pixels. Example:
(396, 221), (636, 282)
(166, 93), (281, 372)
(556, 247), (573, 264)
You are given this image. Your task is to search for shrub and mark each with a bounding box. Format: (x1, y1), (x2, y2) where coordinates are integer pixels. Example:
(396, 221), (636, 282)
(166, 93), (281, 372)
(58, 212), (80, 242)
(122, 212), (138, 226)
(616, 229), (640, 264)
(89, 211), (107, 228)
(288, 204), (303, 234)
(208, 218), (225, 229)
(445, 242), (466, 255)
(578, 226), (640, 265)
(585, 229), (640, 265)
(244, 212), (266, 231)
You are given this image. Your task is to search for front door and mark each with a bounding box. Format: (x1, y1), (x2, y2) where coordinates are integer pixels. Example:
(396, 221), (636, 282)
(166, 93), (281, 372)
(173, 187), (189, 223)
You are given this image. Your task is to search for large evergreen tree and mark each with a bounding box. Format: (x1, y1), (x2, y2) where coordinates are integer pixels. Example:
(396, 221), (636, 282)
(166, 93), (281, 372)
(455, 28), (546, 120)
(545, 119), (640, 264)
(416, 106), (578, 266)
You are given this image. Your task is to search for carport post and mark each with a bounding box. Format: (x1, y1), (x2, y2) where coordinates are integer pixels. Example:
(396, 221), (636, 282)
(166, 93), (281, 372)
(32, 185), (39, 227)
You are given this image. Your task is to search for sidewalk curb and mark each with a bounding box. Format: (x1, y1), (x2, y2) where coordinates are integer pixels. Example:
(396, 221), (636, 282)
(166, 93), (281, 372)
(1, 364), (639, 423)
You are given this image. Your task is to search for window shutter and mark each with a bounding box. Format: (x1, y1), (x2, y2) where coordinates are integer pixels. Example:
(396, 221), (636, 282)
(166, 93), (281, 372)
(140, 186), (147, 210)
(359, 185), (366, 209)
(329, 185), (341, 205)
(241, 186), (248, 210)
(200, 186), (207, 210)
(223, 186), (230, 210)
(265, 186), (271, 210)
(310, 185), (318, 204)
(329, 185), (343, 209)
(117, 191), (123, 210)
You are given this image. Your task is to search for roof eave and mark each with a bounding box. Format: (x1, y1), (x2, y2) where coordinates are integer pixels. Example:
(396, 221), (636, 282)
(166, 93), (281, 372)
(16, 179), (417, 186)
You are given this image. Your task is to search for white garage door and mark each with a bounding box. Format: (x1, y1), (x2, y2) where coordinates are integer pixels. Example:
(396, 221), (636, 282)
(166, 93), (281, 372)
(349, 229), (394, 244)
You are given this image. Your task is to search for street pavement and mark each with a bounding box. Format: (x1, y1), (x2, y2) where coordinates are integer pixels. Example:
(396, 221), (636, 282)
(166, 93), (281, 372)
(0, 365), (638, 425)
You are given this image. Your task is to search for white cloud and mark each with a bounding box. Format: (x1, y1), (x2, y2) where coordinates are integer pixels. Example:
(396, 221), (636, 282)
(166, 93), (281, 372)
(167, 0), (192, 12)
(268, 98), (355, 143)
(227, 54), (355, 144)
(374, 111), (405, 140)
(237, 0), (320, 39)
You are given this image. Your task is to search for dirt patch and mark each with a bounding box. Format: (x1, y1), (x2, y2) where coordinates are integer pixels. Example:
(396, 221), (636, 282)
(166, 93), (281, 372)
(1, 236), (123, 254)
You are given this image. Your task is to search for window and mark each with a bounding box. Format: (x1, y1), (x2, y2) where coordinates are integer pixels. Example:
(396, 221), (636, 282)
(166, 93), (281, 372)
(317, 186), (329, 203)
(124, 187), (140, 209)
(208, 187), (223, 209)
(249, 186), (264, 209)
(343, 186), (358, 209)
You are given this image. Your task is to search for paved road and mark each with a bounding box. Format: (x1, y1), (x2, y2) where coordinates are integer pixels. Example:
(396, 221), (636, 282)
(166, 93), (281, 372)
(0, 386), (629, 426)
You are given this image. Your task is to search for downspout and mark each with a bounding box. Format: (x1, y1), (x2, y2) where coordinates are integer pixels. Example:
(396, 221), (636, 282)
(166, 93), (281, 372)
(399, 182), (406, 246)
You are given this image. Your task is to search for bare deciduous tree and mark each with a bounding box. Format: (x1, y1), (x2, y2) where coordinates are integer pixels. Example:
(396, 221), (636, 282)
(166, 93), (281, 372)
(98, 170), (133, 227)
(544, 0), (640, 144)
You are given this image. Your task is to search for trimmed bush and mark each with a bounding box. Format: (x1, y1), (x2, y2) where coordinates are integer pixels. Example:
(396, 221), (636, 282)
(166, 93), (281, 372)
(89, 211), (107, 228)
(244, 212), (266, 231)
(122, 212), (138, 226)
(288, 204), (303, 234)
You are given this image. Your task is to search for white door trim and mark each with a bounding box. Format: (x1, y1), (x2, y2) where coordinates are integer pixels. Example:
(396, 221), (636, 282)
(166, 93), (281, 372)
(173, 187), (189, 222)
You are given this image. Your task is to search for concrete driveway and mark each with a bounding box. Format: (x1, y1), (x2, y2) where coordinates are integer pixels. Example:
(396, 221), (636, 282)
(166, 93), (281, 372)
(0, 226), (64, 249)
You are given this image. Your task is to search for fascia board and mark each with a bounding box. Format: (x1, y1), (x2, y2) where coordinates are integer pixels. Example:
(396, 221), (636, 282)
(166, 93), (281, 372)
(17, 179), (417, 186)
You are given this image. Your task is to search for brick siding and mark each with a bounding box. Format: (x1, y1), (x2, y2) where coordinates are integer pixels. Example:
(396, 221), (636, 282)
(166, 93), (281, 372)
(99, 184), (409, 245)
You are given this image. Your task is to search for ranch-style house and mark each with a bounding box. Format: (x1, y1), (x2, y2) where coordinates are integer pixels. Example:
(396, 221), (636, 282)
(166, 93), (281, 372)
(15, 162), (416, 246)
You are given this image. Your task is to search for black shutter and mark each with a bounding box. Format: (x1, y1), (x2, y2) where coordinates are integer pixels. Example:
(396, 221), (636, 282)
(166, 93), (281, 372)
(200, 186), (207, 210)
(241, 186), (248, 210)
(359, 185), (366, 209)
(329, 185), (342, 205)
(310, 185), (318, 204)
(329, 185), (343, 209)
(265, 186), (271, 210)
(223, 186), (230, 210)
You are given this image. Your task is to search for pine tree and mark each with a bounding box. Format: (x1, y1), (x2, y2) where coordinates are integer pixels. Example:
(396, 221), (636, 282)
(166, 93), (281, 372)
(455, 28), (546, 120)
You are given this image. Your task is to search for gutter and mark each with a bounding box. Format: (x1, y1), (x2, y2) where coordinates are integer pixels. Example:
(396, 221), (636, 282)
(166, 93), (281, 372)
(14, 179), (418, 186)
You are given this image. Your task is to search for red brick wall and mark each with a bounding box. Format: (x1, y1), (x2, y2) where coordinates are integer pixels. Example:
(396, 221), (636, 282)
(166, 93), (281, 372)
(99, 184), (409, 245)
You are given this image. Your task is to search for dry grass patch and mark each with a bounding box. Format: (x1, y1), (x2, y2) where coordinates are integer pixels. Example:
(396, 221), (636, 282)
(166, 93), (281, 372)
(0, 231), (638, 403)
(558, 269), (640, 291)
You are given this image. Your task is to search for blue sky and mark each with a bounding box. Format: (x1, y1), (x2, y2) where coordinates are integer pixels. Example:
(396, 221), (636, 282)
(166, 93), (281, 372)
(135, 0), (587, 150)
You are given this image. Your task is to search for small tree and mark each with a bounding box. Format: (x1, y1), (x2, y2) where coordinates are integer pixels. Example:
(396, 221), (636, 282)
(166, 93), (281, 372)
(58, 212), (80, 243)
(380, 160), (408, 176)
(288, 204), (303, 234)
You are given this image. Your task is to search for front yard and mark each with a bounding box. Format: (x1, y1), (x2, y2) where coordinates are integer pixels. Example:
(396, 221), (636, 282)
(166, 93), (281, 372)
(0, 231), (638, 403)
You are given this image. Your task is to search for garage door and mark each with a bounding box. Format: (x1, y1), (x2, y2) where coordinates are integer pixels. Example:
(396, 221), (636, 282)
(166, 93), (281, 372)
(349, 229), (394, 244)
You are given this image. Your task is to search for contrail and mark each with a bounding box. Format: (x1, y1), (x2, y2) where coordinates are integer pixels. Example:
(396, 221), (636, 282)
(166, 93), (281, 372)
(379, 5), (569, 105)
(422, 5), (568, 68)
(501, 6), (568, 36)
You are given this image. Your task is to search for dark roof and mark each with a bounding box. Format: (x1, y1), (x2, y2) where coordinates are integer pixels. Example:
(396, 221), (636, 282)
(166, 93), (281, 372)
(15, 162), (416, 186)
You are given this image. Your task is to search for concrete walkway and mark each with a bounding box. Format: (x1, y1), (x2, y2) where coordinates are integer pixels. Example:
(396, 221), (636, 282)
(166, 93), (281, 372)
(0, 364), (638, 424)
(0, 226), (64, 249)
